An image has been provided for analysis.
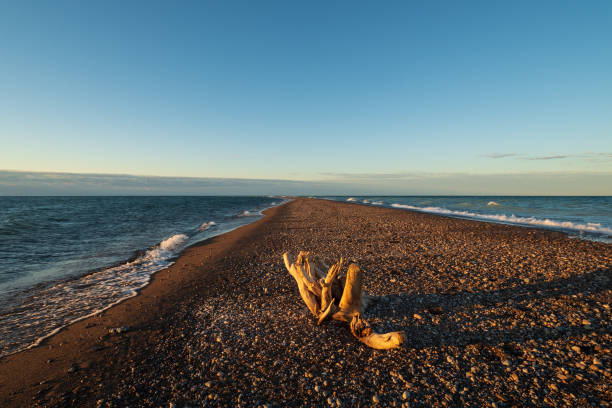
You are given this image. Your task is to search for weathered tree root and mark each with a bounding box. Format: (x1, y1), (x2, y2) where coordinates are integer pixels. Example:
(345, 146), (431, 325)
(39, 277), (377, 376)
(283, 251), (405, 350)
(350, 314), (406, 350)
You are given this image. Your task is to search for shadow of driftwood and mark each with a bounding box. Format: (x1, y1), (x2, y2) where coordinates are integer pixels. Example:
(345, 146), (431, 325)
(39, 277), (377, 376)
(366, 268), (611, 349)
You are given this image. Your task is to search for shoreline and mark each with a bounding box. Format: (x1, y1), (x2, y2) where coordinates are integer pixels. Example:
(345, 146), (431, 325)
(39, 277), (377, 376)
(1, 198), (610, 407)
(0, 203), (287, 407)
(0, 202), (285, 360)
(335, 198), (612, 243)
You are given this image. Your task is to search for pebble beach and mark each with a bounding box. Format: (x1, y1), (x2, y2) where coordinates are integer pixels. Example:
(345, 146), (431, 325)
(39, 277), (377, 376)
(1, 198), (610, 407)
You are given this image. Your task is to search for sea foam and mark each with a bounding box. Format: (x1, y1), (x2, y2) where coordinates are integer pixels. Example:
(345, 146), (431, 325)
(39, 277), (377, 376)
(198, 221), (216, 231)
(158, 234), (188, 251)
(0, 233), (189, 358)
(0, 197), (290, 360)
(390, 204), (612, 236)
(237, 210), (261, 217)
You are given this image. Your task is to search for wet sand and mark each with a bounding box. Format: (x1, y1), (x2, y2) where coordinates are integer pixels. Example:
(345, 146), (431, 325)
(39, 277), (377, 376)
(0, 198), (610, 407)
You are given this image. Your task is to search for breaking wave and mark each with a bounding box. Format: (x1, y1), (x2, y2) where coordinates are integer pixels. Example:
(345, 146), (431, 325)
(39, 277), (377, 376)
(0, 233), (189, 358)
(236, 210), (260, 217)
(346, 197), (357, 202)
(0, 197), (289, 360)
(390, 204), (612, 237)
(158, 234), (188, 251)
(198, 221), (216, 231)
(487, 201), (500, 206)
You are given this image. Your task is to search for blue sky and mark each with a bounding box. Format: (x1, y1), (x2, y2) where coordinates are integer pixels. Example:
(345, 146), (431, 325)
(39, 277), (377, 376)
(0, 1), (610, 194)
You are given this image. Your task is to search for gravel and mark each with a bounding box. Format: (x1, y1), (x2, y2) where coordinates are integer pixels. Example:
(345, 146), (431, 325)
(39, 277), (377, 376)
(30, 198), (612, 407)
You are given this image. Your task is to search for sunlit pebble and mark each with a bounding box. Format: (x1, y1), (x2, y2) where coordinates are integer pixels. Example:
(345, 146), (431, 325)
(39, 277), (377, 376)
(76, 200), (612, 407)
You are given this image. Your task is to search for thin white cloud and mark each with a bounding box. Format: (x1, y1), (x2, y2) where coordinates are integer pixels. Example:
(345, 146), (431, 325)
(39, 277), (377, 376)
(480, 153), (519, 159)
(482, 152), (612, 161)
(523, 155), (569, 161)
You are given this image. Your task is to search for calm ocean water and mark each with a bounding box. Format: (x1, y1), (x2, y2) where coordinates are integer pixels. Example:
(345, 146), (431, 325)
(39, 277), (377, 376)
(0, 196), (285, 358)
(321, 196), (612, 243)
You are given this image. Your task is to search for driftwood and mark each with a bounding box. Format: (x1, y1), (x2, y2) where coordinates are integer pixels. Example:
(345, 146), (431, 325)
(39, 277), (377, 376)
(283, 251), (405, 350)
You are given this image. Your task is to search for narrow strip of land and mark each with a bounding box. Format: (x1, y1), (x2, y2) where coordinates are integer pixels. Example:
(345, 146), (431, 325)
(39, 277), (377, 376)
(1, 198), (610, 407)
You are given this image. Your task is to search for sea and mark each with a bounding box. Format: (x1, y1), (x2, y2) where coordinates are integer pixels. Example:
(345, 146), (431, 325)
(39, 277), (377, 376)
(0, 196), (286, 358)
(320, 196), (612, 243)
(0, 195), (610, 358)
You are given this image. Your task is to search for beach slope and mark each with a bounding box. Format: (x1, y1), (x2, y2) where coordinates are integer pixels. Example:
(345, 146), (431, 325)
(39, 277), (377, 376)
(1, 198), (610, 407)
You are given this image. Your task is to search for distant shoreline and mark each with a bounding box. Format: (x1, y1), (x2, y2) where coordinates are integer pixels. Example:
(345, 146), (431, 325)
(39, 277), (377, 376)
(325, 195), (612, 243)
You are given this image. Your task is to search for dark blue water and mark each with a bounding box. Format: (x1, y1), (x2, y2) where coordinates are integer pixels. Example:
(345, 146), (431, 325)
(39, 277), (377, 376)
(0, 196), (285, 357)
(321, 196), (612, 242)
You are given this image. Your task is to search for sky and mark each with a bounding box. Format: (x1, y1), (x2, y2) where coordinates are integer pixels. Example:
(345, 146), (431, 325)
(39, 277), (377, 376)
(0, 1), (611, 195)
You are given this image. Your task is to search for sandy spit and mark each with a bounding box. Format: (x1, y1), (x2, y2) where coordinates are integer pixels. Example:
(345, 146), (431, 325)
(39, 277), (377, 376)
(0, 198), (610, 407)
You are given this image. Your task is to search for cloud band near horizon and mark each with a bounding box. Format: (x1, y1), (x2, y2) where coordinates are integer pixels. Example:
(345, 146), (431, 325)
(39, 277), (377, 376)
(1, 170), (610, 196)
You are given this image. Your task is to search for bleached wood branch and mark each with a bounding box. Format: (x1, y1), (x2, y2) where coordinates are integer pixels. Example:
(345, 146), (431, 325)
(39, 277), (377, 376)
(283, 251), (404, 350)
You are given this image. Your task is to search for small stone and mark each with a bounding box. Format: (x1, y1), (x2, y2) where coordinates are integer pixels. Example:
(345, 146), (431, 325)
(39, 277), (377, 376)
(327, 397), (334, 406)
(501, 360), (510, 366)
(571, 346), (581, 353)
(372, 395), (380, 403)
(413, 314), (422, 320)
(548, 383), (558, 392)
(429, 306), (444, 314)
(581, 319), (591, 326)
(402, 391), (409, 400)
(204, 381), (213, 387)
(108, 326), (129, 334)
(593, 358), (602, 366)
(510, 373), (519, 383)
(68, 364), (78, 373)
(315, 385), (321, 392)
